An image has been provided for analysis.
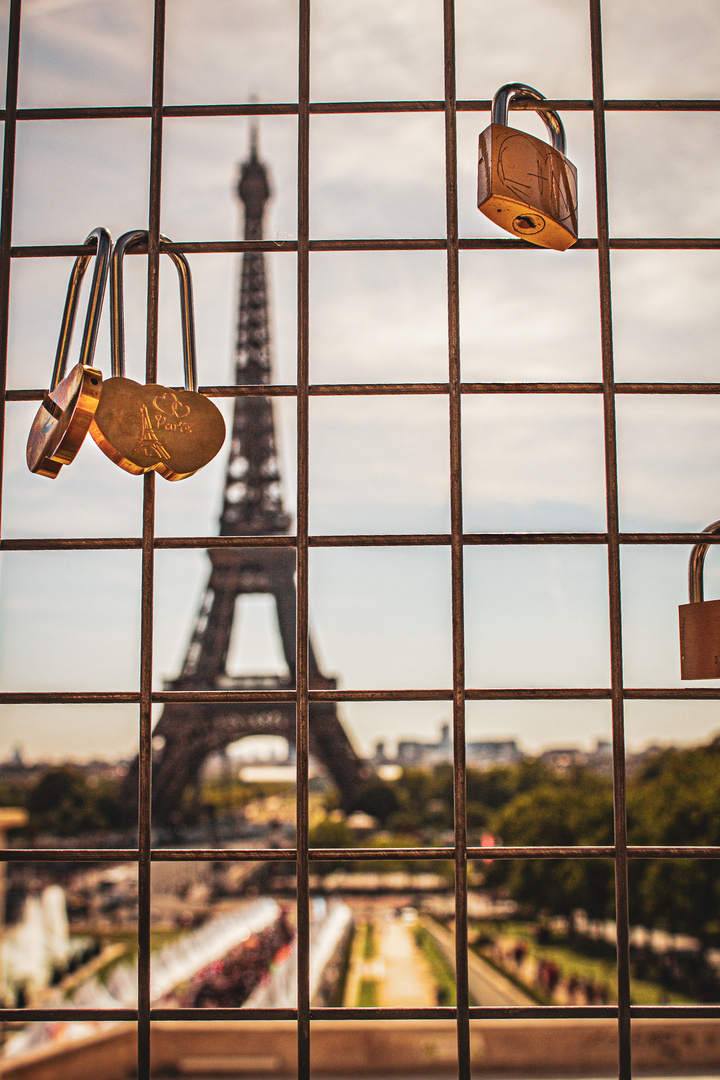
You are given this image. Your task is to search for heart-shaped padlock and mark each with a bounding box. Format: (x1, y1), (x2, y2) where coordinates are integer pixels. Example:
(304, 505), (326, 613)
(26, 227), (111, 477)
(90, 230), (226, 481)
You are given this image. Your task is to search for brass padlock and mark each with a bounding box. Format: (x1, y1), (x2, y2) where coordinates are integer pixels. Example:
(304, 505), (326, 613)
(477, 82), (578, 251)
(679, 520), (720, 679)
(26, 227), (111, 477)
(89, 229), (226, 481)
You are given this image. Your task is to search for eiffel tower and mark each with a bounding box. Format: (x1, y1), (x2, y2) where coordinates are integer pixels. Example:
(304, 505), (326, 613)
(147, 127), (368, 820)
(134, 404), (171, 462)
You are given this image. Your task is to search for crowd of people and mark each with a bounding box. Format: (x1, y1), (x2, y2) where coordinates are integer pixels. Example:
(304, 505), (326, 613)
(480, 927), (720, 1006)
(630, 944), (720, 1002)
(482, 936), (612, 1006)
(177, 908), (294, 1008)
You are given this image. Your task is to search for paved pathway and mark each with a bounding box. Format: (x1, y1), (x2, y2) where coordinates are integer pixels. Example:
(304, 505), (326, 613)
(376, 918), (437, 1008)
(343, 916), (437, 1008)
(344, 913), (532, 1008)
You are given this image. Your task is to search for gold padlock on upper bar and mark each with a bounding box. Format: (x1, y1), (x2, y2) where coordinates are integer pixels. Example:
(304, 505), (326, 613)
(477, 83), (578, 251)
(679, 520), (720, 680)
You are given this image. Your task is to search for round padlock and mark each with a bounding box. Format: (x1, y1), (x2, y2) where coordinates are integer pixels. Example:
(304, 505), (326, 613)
(90, 230), (226, 482)
(26, 227), (111, 477)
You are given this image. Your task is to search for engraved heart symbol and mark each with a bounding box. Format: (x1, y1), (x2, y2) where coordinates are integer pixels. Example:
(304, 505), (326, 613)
(26, 363), (103, 478)
(153, 391), (191, 419)
(89, 376), (226, 481)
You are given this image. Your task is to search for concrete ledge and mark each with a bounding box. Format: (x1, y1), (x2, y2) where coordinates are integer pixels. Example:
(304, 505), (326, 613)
(0, 1024), (136, 1080)
(2, 1018), (720, 1077)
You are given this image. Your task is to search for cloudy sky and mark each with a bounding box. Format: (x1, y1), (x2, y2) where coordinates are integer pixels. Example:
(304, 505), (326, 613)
(2, 0), (720, 765)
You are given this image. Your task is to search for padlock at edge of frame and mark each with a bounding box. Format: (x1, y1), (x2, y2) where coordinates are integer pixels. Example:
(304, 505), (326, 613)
(26, 227), (111, 478)
(89, 230), (226, 482)
(679, 520), (720, 680)
(477, 83), (578, 252)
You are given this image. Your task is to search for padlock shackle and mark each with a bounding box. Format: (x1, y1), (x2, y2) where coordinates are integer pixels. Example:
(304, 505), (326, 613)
(492, 82), (567, 157)
(688, 519), (720, 603)
(50, 227), (112, 390)
(110, 229), (198, 392)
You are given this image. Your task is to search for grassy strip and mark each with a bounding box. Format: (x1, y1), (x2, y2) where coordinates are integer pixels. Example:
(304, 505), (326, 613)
(324, 920), (355, 1008)
(363, 921), (377, 960)
(357, 978), (378, 1007)
(413, 924), (456, 1006)
(91, 927), (186, 983)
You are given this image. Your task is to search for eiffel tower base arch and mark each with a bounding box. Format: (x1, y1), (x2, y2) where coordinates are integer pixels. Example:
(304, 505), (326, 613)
(123, 698), (369, 824)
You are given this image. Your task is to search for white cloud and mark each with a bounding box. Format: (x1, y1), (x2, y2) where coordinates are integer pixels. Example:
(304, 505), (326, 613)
(18, 0), (153, 108)
(309, 0), (444, 103)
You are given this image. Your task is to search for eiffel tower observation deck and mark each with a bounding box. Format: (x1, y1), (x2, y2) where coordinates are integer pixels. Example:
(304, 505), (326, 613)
(145, 128), (368, 820)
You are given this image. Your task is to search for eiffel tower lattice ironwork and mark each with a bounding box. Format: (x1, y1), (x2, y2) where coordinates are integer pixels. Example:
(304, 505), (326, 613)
(148, 131), (368, 819)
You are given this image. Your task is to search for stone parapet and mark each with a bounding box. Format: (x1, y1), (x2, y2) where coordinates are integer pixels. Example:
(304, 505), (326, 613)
(3, 1017), (720, 1077)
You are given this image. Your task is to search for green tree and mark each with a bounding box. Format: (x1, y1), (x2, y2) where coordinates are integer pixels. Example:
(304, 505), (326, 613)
(26, 768), (119, 837)
(386, 767), (443, 834)
(352, 778), (400, 825)
(477, 760), (555, 811)
(309, 815), (353, 848)
(628, 742), (720, 847)
(627, 740), (720, 941)
(486, 771), (615, 920)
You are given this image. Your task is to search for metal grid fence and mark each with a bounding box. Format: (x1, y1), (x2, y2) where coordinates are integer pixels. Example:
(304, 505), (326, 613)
(0, 1), (720, 1078)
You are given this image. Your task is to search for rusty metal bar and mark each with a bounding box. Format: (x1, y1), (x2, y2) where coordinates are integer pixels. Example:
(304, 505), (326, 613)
(157, 1003), (720, 1019)
(0, 11), (21, 1057)
(13, 379), (720, 402)
(136, 4), (165, 1078)
(0, 1008), (139, 1021)
(590, 3), (631, 1077)
(442, 3), (470, 1075)
(11, 685), (720, 705)
(9, 686), (720, 709)
(296, 0), (311, 1073)
(137, 470), (155, 1080)
(0, 6), (22, 1059)
(4, 844), (720, 863)
(0, 0), (21, 547)
(2, 97), (719, 123)
(10, 236), (720, 258)
(10, 530), (720, 552)
(4, 1002), (720, 1023)
(145, 1), (165, 386)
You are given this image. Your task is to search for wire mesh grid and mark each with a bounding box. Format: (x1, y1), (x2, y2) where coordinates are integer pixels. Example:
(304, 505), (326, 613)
(0, 1), (719, 1078)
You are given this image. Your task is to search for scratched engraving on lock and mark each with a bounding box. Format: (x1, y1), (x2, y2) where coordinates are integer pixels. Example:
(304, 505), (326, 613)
(496, 132), (577, 226)
(477, 83), (579, 251)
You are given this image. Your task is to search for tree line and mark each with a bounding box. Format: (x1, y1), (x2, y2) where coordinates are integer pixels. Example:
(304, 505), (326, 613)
(5, 735), (720, 943)
(0, 767), (125, 838)
(345, 736), (720, 944)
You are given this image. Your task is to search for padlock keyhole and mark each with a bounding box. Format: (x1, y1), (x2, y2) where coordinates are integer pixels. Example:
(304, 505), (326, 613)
(512, 213), (545, 236)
